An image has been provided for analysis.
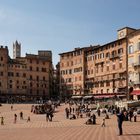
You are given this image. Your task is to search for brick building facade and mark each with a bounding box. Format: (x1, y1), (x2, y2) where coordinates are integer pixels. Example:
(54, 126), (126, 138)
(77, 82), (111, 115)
(59, 27), (139, 99)
(0, 46), (53, 102)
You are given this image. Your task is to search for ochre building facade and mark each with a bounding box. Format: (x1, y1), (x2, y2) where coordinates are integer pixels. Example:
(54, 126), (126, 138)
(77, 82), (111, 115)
(0, 46), (53, 102)
(59, 27), (139, 99)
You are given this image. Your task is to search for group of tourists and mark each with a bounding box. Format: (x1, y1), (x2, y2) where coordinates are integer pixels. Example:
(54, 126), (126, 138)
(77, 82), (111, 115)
(0, 99), (139, 137)
(64, 100), (139, 136)
(31, 101), (58, 122)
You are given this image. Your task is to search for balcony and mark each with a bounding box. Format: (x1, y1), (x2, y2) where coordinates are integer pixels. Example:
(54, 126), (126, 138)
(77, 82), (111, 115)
(109, 54), (121, 59)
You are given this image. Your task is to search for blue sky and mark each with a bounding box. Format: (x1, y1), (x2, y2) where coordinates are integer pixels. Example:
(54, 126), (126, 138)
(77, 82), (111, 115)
(0, 0), (140, 66)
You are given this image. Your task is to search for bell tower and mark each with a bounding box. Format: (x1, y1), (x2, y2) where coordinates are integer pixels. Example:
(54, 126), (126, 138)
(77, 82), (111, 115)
(13, 40), (21, 59)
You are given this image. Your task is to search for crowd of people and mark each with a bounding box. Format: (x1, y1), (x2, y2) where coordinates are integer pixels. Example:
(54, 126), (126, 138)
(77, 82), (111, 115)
(0, 99), (139, 137)
(64, 100), (139, 136)
(0, 101), (59, 125)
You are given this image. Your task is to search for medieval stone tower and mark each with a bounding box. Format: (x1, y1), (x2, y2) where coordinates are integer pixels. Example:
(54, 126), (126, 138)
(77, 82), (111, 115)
(13, 40), (21, 59)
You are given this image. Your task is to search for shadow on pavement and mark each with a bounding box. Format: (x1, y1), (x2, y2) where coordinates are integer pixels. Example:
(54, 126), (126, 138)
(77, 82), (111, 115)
(123, 133), (140, 136)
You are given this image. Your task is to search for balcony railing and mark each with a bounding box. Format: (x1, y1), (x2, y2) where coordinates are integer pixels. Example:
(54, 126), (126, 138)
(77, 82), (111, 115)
(109, 54), (122, 59)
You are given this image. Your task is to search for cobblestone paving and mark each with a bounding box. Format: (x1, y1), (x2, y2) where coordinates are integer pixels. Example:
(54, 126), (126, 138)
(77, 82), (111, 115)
(0, 104), (140, 140)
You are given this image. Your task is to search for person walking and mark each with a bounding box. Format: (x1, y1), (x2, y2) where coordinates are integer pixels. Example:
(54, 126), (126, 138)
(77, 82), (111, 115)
(49, 107), (54, 122)
(65, 108), (69, 119)
(0, 116), (4, 125)
(20, 111), (23, 120)
(91, 113), (96, 124)
(46, 108), (50, 122)
(97, 109), (101, 117)
(27, 116), (30, 122)
(101, 118), (106, 127)
(11, 105), (13, 111)
(133, 110), (137, 122)
(129, 109), (133, 122)
(116, 111), (124, 136)
(14, 114), (17, 123)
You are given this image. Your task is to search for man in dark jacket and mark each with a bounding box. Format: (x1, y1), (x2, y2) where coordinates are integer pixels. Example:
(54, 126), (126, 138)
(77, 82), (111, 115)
(91, 113), (96, 124)
(117, 111), (124, 135)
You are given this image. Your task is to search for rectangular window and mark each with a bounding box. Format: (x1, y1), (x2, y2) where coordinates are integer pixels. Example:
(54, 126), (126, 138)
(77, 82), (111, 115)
(30, 75), (32, 80)
(30, 82), (32, 87)
(119, 63), (122, 68)
(0, 72), (3, 76)
(88, 70), (90, 75)
(113, 64), (115, 70)
(30, 66), (32, 71)
(139, 55), (140, 64)
(71, 61), (73, 66)
(30, 60), (32, 63)
(36, 67), (39, 71)
(100, 82), (104, 87)
(107, 89), (109, 93)
(36, 61), (39, 64)
(67, 62), (69, 66)
(30, 89), (32, 94)
(136, 42), (140, 51)
(101, 89), (103, 93)
(107, 66), (109, 71)
(16, 73), (19, 77)
(43, 76), (45, 81)
(106, 81), (110, 86)
(101, 65), (103, 72)
(23, 73), (26, 77)
(91, 69), (93, 74)
(118, 48), (123, 54)
(128, 45), (134, 54)
(42, 68), (46, 72)
(96, 67), (98, 73)
(37, 83), (39, 87)
(36, 76), (39, 81)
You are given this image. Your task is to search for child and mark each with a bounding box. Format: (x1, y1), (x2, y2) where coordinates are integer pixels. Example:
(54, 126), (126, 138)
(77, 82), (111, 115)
(27, 116), (30, 122)
(1, 116), (4, 125)
(101, 118), (106, 127)
(14, 114), (17, 123)
(11, 105), (13, 111)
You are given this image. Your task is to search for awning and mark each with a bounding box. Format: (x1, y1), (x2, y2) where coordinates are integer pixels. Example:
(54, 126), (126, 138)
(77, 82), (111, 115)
(94, 95), (114, 99)
(71, 96), (82, 99)
(83, 96), (93, 99)
(131, 90), (140, 95)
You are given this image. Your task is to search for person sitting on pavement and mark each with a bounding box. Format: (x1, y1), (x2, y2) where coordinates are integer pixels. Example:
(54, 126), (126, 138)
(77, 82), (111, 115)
(85, 117), (92, 125)
(70, 114), (76, 120)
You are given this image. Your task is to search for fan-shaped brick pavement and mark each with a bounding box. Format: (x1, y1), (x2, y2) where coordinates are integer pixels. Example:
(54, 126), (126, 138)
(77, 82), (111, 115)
(0, 104), (140, 140)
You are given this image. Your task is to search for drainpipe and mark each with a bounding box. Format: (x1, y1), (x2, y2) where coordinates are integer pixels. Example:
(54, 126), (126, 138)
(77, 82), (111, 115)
(126, 37), (129, 100)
